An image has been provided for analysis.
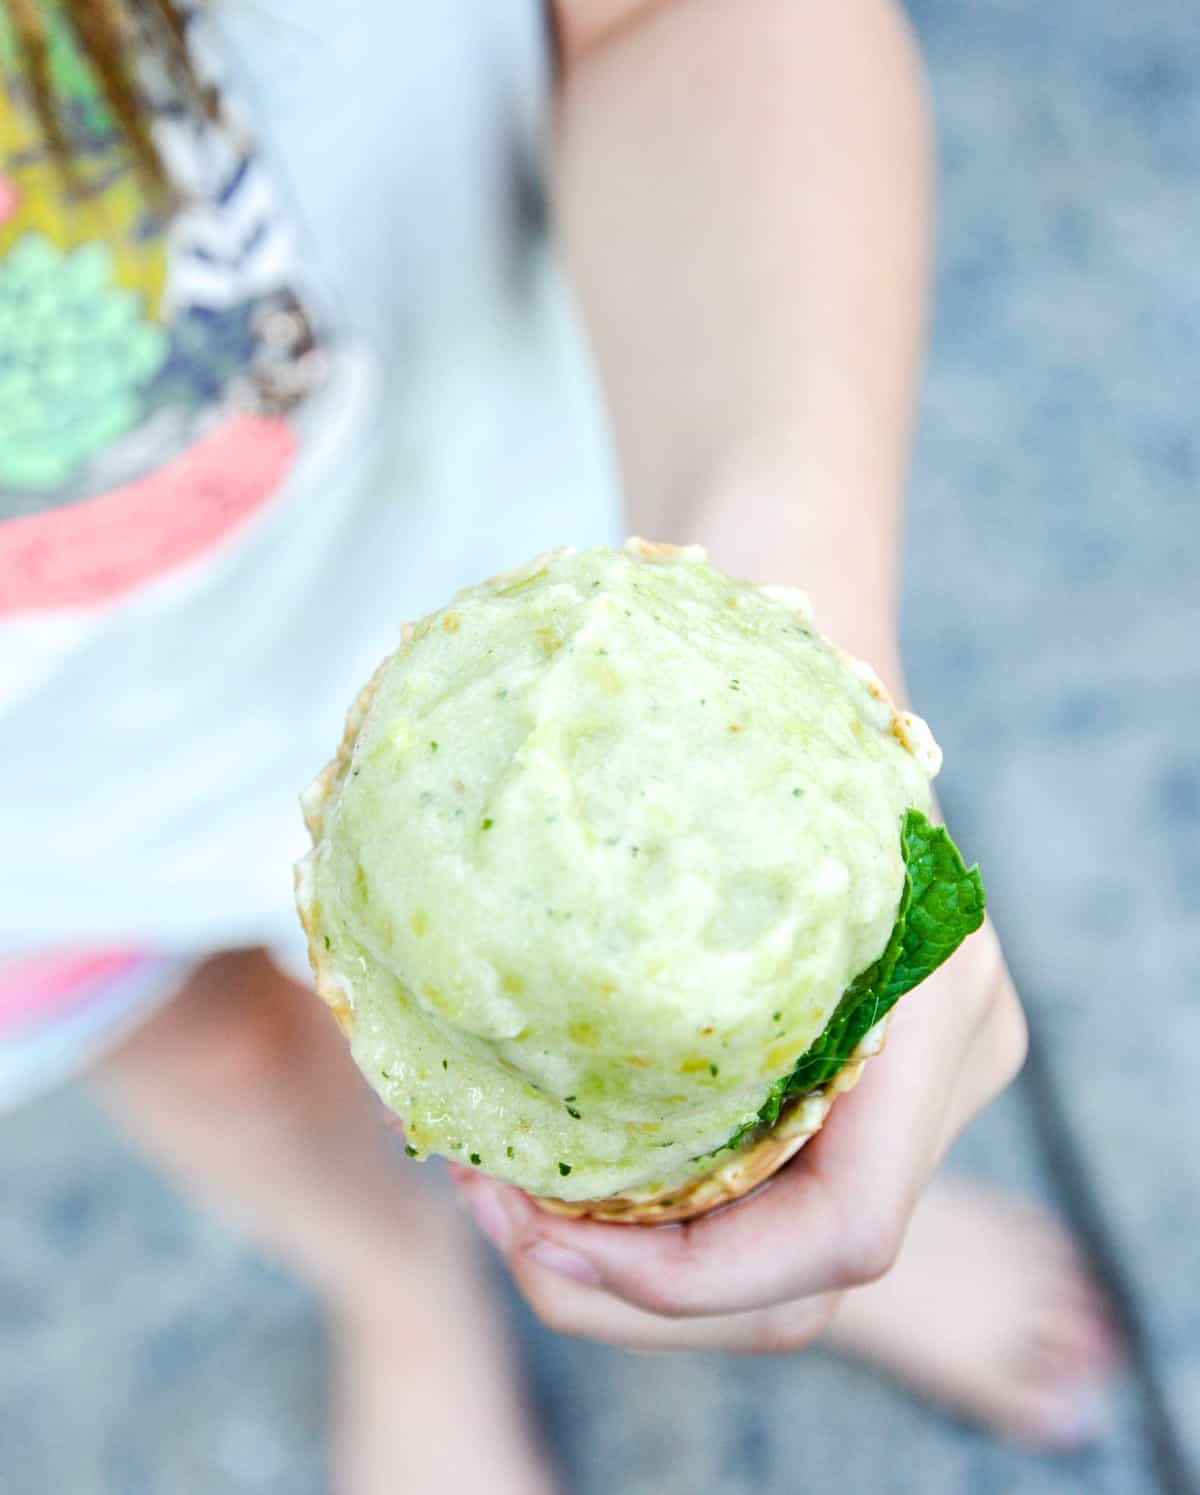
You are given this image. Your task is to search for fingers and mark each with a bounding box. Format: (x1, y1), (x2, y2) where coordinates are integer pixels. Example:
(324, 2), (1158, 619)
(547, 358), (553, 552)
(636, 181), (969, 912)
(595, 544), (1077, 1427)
(940, 958), (1027, 1148)
(454, 1054), (923, 1320)
(504, 1226), (841, 1353)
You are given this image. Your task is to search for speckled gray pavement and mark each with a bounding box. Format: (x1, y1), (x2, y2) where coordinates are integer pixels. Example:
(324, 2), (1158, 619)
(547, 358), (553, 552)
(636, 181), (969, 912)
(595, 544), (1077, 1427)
(2, 2), (1197, 1492)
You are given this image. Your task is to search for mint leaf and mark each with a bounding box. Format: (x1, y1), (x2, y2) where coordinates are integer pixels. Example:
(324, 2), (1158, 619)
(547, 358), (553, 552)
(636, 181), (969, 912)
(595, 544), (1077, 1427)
(776, 865), (913, 1097)
(719, 809), (984, 1151)
(884, 809), (986, 1003)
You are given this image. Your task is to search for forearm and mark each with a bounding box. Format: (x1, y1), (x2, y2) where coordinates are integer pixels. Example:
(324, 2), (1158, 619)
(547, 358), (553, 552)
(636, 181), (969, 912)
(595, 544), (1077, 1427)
(552, 0), (932, 677)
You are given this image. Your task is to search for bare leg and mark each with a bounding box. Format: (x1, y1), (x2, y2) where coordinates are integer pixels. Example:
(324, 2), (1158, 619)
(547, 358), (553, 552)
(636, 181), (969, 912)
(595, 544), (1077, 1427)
(91, 949), (559, 1495)
(826, 1175), (1125, 1448)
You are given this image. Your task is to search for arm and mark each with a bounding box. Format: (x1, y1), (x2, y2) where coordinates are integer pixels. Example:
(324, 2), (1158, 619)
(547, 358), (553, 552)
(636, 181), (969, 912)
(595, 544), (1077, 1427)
(552, 0), (931, 682)
(451, 0), (1025, 1350)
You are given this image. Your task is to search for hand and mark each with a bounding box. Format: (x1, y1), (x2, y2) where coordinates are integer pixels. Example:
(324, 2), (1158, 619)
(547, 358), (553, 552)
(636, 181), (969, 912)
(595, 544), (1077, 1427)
(449, 921), (1026, 1352)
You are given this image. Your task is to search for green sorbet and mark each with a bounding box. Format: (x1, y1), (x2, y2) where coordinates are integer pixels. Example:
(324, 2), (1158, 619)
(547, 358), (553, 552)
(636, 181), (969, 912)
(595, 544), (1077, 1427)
(302, 542), (941, 1200)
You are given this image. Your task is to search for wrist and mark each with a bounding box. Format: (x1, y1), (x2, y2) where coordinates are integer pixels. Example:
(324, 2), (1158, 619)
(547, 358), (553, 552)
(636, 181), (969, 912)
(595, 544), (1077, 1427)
(646, 469), (906, 697)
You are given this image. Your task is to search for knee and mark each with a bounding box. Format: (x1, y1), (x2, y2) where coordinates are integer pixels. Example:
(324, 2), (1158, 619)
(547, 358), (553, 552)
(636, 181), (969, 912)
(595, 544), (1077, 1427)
(100, 948), (314, 1101)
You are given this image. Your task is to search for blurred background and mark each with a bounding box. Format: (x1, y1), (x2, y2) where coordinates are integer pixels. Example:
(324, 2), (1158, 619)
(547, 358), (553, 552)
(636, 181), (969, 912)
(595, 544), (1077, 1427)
(1, 0), (1197, 1491)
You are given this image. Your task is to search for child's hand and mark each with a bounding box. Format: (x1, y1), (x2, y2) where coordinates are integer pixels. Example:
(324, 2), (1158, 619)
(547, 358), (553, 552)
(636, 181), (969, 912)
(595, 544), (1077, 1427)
(449, 923), (1024, 1352)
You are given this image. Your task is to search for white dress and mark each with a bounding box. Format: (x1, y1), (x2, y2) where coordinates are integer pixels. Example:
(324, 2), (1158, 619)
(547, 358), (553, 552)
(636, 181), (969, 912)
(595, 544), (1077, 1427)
(0, 0), (621, 1102)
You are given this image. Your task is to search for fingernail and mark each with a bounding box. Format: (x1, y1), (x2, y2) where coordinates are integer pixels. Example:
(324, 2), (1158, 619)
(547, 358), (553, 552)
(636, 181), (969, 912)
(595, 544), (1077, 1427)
(465, 1185), (514, 1253)
(527, 1240), (602, 1286)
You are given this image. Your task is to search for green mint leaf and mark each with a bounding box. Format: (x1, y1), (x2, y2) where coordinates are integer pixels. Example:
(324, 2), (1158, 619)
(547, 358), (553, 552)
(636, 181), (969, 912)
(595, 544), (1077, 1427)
(884, 809), (986, 1002)
(777, 867), (913, 1097)
(718, 808), (984, 1152)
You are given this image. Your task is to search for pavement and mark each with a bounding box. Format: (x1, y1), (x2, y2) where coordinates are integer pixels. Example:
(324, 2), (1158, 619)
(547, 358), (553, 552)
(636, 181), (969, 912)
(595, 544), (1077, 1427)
(2, 1), (1197, 1492)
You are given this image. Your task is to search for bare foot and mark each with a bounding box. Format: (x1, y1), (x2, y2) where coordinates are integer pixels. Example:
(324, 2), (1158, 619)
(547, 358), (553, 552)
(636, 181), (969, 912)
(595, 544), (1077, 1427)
(825, 1176), (1125, 1448)
(329, 1217), (561, 1495)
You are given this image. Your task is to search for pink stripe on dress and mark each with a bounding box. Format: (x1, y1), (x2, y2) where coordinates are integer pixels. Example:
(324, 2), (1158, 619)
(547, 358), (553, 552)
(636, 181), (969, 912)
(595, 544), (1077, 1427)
(0, 415), (295, 615)
(0, 949), (147, 1031)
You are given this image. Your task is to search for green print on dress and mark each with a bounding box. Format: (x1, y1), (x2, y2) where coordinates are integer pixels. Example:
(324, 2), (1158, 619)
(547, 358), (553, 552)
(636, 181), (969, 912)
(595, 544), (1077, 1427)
(0, 2), (329, 612)
(0, 234), (168, 491)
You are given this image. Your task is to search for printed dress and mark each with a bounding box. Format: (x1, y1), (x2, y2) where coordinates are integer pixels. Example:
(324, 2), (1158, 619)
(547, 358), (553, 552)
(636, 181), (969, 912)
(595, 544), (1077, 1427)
(0, 0), (620, 1105)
